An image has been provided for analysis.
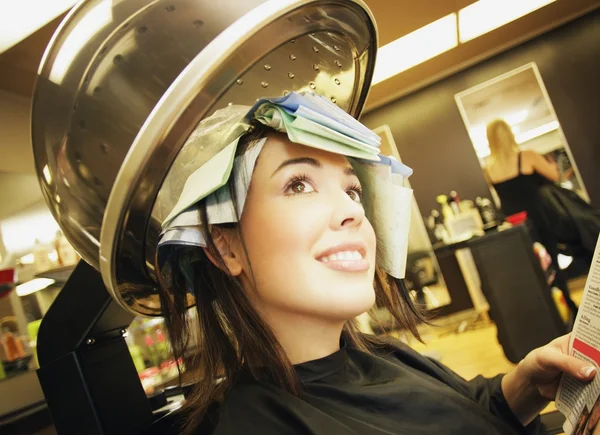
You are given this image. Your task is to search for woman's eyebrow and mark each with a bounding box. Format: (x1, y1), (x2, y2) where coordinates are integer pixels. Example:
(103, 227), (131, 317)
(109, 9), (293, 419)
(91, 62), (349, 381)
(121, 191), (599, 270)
(270, 157), (357, 178)
(271, 157), (321, 177)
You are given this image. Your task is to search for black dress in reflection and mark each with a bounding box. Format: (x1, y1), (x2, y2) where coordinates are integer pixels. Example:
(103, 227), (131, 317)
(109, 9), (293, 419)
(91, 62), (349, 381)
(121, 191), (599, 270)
(492, 152), (578, 315)
(492, 154), (552, 230)
(211, 336), (538, 435)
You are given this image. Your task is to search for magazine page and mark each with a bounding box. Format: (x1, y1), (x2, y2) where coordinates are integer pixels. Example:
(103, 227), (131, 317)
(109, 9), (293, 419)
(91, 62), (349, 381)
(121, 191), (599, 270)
(556, 235), (600, 435)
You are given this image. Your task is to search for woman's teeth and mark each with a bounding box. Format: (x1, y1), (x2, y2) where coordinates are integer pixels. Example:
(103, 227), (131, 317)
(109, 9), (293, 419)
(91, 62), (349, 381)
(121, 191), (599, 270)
(319, 251), (363, 262)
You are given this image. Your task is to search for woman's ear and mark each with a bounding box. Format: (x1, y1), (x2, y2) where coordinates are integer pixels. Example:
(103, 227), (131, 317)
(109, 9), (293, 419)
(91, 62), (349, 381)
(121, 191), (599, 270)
(203, 226), (244, 276)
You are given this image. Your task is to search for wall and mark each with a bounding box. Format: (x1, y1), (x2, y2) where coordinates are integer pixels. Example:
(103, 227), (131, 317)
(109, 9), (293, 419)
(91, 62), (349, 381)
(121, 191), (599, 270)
(0, 89), (43, 226)
(0, 89), (36, 174)
(0, 172), (43, 221)
(0, 201), (59, 262)
(361, 9), (600, 214)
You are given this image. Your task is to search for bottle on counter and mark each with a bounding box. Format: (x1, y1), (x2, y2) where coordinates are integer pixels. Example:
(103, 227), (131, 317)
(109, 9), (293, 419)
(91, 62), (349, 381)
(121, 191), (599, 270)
(436, 195), (454, 222)
(459, 199), (474, 213)
(426, 210), (437, 232)
(426, 209), (450, 244)
(54, 231), (79, 266)
(1, 329), (26, 361)
(476, 197), (496, 225)
(448, 191), (461, 215)
(32, 239), (52, 273)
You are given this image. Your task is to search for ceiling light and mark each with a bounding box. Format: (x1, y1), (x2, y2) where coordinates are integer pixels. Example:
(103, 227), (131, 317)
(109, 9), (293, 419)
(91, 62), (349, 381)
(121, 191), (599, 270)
(459, 0), (557, 43)
(372, 14), (458, 85)
(468, 110), (527, 140)
(0, 0), (79, 54)
(516, 120), (559, 143)
(16, 278), (55, 297)
(473, 141), (491, 159)
(505, 110), (529, 126)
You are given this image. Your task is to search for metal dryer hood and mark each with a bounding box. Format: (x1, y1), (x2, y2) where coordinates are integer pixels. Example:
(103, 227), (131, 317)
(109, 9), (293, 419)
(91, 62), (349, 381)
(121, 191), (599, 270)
(31, 0), (378, 316)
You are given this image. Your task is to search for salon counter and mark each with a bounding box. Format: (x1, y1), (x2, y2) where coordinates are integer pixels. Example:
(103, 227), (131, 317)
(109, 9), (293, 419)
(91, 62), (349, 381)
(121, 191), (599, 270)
(433, 224), (566, 362)
(0, 367), (46, 425)
(432, 226), (512, 316)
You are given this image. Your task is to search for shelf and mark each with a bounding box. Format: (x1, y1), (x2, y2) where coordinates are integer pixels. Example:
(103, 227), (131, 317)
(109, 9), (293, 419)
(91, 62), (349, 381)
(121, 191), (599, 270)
(34, 264), (76, 283)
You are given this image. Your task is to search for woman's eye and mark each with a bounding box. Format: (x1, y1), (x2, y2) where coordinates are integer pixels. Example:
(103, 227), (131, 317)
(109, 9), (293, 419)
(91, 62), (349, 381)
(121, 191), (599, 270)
(347, 189), (362, 203)
(288, 180), (315, 195)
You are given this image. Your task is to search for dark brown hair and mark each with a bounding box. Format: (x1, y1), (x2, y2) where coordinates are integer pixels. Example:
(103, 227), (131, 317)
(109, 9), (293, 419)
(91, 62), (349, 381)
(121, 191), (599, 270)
(156, 124), (427, 434)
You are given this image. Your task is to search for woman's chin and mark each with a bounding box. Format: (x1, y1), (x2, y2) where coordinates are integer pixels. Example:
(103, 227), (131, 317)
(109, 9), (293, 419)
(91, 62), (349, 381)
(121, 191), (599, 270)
(321, 285), (376, 321)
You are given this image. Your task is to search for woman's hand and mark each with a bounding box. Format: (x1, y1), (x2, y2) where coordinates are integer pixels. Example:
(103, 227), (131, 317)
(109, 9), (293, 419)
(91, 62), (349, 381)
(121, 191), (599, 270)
(502, 334), (597, 426)
(518, 333), (596, 400)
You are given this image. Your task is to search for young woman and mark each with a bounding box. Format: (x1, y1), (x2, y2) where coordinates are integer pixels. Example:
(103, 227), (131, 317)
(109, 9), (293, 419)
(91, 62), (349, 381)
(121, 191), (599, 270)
(484, 119), (578, 315)
(157, 105), (596, 435)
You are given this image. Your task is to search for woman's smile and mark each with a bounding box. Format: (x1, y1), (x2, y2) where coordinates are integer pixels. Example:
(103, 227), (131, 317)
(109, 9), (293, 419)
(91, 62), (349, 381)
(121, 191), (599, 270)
(315, 242), (370, 272)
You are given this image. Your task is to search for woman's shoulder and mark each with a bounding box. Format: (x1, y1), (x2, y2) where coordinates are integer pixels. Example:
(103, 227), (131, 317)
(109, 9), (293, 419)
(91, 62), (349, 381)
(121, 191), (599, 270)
(211, 378), (302, 434)
(520, 149), (538, 158)
(520, 149), (546, 170)
(352, 333), (464, 380)
(520, 149), (540, 163)
(220, 377), (285, 409)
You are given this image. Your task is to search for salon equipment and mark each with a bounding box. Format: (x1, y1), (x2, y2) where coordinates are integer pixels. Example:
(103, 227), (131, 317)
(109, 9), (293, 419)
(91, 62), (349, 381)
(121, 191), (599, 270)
(469, 225), (566, 363)
(432, 225), (566, 357)
(31, 0), (377, 433)
(32, 0), (377, 319)
(405, 251), (438, 307)
(444, 209), (484, 242)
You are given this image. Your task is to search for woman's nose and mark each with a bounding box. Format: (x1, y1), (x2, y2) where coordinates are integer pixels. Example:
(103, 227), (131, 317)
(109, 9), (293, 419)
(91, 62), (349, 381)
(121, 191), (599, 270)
(330, 191), (366, 229)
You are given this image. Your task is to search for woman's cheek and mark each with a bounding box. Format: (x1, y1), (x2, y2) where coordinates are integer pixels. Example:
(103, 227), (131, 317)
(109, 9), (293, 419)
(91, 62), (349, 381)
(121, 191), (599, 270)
(267, 206), (324, 253)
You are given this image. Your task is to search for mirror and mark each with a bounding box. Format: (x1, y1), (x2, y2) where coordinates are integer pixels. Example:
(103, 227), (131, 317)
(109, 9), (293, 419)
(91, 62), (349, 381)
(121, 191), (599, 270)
(455, 62), (589, 202)
(373, 125), (452, 312)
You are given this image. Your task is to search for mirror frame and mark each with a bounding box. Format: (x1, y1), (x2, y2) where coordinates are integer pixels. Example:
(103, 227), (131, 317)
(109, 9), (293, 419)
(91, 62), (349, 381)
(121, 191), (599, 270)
(454, 62), (589, 202)
(372, 124), (451, 307)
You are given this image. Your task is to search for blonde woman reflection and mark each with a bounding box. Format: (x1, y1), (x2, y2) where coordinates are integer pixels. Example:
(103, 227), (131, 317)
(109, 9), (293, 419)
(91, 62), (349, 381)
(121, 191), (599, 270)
(484, 119), (578, 316)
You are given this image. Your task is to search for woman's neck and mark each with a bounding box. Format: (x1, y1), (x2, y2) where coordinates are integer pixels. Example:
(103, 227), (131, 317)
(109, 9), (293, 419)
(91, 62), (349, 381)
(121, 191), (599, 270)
(262, 310), (345, 365)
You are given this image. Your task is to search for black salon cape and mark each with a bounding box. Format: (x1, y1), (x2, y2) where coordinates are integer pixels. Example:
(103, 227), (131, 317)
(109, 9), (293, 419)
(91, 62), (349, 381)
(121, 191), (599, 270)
(211, 337), (541, 434)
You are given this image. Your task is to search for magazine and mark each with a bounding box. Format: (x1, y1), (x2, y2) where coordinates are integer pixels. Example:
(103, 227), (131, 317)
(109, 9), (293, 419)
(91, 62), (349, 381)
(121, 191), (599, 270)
(556, 235), (600, 435)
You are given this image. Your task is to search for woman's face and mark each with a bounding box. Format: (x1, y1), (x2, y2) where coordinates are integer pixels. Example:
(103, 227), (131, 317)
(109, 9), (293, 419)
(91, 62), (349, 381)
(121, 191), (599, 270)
(233, 133), (377, 323)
